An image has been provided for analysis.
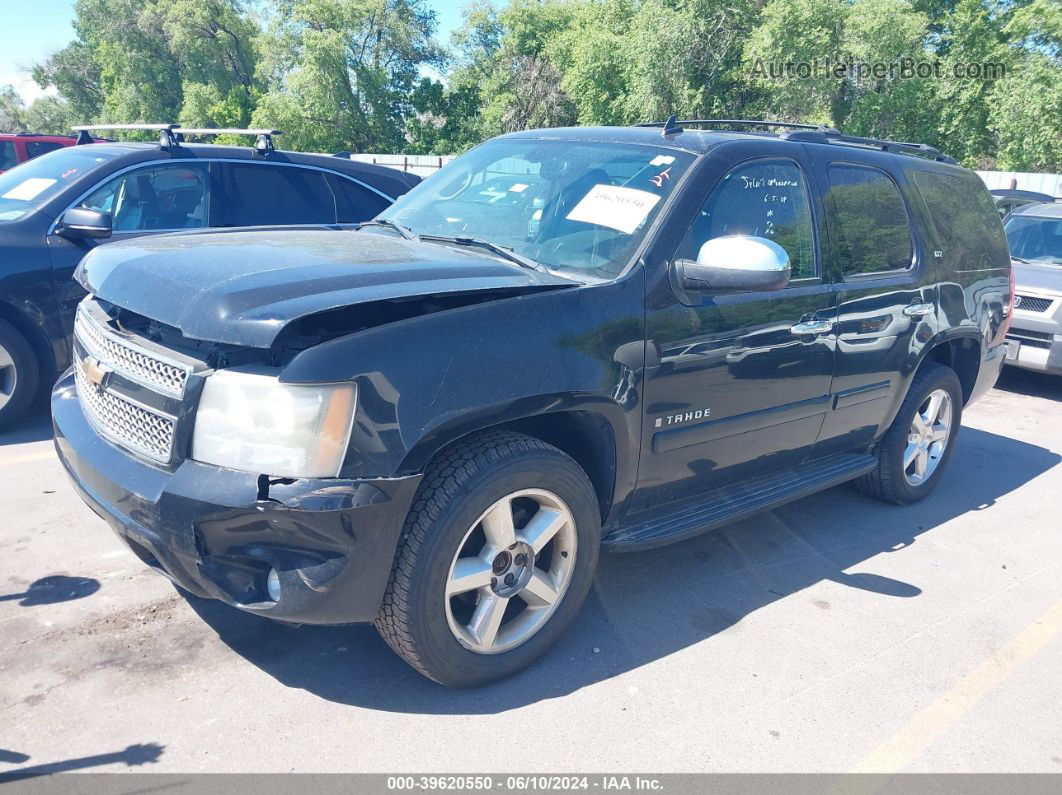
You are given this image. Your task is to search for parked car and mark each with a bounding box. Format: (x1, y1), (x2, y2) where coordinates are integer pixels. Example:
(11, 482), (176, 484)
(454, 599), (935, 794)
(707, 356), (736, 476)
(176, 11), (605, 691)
(1002, 202), (1062, 375)
(52, 119), (1011, 687)
(0, 125), (419, 428)
(0, 132), (97, 173)
(990, 188), (1057, 220)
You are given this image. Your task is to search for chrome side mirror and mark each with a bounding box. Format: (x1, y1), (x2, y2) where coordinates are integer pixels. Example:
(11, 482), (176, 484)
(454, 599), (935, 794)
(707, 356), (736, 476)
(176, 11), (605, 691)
(677, 235), (791, 292)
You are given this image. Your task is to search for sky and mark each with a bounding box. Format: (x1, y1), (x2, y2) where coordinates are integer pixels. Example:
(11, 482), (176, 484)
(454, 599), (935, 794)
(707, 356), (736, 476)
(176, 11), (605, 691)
(0, 0), (473, 104)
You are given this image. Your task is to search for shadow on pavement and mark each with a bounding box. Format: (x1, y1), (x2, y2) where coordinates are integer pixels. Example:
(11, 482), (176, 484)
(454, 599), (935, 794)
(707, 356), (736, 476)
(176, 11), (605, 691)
(0, 399), (53, 446)
(186, 426), (1059, 714)
(0, 750), (30, 764)
(0, 576), (101, 606)
(0, 744), (163, 782)
(995, 367), (1062, 402)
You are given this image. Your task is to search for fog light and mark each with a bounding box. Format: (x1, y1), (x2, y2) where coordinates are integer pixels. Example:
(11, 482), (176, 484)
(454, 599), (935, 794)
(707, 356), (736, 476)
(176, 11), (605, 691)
(266, 568), (281, 602)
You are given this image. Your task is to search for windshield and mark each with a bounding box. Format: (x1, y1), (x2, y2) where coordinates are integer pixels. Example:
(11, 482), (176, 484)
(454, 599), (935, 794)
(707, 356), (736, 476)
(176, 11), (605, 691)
(1004, 213), (1062, 265)
(0, 146), (120, 223)
(382, 138), (695, 279)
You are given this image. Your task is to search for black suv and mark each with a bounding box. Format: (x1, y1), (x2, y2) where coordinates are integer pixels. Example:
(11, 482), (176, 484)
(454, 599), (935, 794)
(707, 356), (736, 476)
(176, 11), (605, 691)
(0, 125), (418, 428)
(52, 120), (1012, 687)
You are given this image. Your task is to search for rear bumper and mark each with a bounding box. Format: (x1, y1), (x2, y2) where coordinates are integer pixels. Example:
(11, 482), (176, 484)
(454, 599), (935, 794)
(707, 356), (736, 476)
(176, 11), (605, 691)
(968, 341), (1007, 404)
(52, 370), (421, 624)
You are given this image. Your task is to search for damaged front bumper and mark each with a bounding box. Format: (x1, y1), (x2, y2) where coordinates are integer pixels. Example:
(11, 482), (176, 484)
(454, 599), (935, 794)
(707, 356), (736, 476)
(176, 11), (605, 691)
(52, 370), (421, 624)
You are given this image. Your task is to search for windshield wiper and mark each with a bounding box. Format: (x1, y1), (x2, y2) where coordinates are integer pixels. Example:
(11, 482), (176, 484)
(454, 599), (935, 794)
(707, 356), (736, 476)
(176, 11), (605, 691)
(356, 218), (416, 240)
(418, 234), (546, 272)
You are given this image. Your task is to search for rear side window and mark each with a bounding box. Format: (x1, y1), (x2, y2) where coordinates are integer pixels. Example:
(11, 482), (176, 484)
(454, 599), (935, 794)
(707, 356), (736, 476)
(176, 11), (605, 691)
(327, 174), (390, 222)
(0, 142), (15, 170)
(224, 164), (337, 226)
(826, 165), (913, 275)
(912, 170), (1010, 270)
(25, 141), (64, 160)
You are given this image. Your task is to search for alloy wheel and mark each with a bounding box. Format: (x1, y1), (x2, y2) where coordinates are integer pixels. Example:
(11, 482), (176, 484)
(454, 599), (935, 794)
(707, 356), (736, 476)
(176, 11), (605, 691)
(444, 488), (578, 654)
(903, 388), (953, 486)
(0, 342), (16, 411)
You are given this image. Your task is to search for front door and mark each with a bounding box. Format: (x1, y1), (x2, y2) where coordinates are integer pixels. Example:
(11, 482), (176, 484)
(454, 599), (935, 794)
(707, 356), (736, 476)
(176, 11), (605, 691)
(632, 150), (836, 514)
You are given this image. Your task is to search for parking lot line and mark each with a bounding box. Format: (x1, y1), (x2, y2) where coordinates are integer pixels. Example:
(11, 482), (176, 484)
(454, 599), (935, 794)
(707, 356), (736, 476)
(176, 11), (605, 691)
(0, 451), (56, 466)
(851, 597), (1062, 773)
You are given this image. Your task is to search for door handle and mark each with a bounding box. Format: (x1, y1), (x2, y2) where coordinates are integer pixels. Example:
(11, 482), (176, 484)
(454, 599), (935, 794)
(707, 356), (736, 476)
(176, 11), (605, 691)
(903, 302), (935, 318)
(790, 319), (834, 335)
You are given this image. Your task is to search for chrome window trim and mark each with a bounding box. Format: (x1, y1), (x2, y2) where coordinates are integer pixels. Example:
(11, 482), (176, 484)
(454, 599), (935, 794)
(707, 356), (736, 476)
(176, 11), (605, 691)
(48, 157), (397, 235)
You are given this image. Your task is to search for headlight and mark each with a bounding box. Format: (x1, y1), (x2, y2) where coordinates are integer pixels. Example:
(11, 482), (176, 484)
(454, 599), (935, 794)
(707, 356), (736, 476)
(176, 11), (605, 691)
(191, 368), (356, 478)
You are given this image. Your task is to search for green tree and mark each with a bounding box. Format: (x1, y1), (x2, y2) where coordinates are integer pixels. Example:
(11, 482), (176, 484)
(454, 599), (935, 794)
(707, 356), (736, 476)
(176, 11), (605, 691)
(24, 96), (78, 134)
(991, 54), (1062, 171)
(0, 85), (27, 131)
(251, 0), (443, 153)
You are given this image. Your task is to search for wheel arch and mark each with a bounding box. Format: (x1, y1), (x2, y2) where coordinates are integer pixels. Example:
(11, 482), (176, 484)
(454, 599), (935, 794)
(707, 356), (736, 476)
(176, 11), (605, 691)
(0, 299), (58, 388)
(400, 403), (624, 526)
(918, 332), (982, 405)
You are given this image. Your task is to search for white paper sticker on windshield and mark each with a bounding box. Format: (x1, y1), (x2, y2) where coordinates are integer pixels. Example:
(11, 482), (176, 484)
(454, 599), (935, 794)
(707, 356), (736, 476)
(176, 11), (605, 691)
(566, 184), (662, 234)
(508, 183), (529, 193)
(2, 177), (57, 201)
(649, 154), (675, 166)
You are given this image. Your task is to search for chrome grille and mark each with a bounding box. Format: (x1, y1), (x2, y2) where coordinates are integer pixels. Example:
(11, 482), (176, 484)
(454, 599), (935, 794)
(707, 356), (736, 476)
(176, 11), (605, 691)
(74, 309), (190, 397)
(1015, 295), (1053, 313)
(75, 361), (175, 462)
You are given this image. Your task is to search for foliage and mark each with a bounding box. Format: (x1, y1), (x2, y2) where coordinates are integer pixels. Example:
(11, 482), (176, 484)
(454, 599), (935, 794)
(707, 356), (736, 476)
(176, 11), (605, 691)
(19, 0), (1062, 171)
(0, 87), (77, 135)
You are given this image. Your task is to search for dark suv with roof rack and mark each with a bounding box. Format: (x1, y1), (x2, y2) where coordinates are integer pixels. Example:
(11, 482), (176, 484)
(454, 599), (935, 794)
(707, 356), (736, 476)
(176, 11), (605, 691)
(53, 119), (1011, 687)
(0, 125), (418, 428)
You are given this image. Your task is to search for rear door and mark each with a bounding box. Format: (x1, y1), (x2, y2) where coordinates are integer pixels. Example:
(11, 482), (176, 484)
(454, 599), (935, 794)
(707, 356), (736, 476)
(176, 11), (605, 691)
(808, 154), (935, 455)
(633, 144), (836, 513)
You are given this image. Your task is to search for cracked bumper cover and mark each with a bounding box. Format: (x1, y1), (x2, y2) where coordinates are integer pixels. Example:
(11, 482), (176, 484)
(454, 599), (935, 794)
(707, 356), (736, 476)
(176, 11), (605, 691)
(52, 370), (421, 624)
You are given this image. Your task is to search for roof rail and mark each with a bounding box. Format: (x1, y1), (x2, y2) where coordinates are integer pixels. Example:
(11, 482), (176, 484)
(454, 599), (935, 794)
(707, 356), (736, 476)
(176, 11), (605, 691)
(779, 129), (956, 163)
(636, 118), (840, 134)
(72, 123), (181, 149)
(175, 127), (282, 155)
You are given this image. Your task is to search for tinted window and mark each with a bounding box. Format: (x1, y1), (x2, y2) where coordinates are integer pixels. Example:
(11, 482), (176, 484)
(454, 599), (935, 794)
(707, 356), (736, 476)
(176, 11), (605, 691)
(913, 170), (1010, 270)
(225, 164), (337, 226)
(80, 163), (209, 231)
(826, 165), (912, 275)
(25, 141), (64, 160)
(678, 158), (817, 280)
(327, 174), (390, 222)
(0, 142), (16, 170)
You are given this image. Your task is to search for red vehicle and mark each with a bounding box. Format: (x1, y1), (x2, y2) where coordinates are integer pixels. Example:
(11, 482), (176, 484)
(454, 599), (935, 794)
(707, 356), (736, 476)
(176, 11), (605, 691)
(0, 133), (88, 173)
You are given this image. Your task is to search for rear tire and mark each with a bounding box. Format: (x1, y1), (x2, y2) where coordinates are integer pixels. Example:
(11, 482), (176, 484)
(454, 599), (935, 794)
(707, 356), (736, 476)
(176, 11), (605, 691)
(0, 319), (40, 432)
(855, 362), (963, 505)
(375, 431), (601, 687)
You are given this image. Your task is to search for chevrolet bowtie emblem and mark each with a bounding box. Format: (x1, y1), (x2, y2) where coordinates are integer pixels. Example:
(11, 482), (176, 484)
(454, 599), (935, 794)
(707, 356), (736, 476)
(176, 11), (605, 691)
(81, 355), (112, 388)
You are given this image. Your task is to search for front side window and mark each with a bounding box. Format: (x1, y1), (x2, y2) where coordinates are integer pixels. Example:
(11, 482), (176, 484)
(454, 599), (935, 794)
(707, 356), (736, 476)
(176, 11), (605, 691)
(80, 163), (209, 231)
(0, 142), (16, 171)
(1004, 214), (1062, 265)
(676, 158), (816, 281)
(384, 139), (696, 280)
(826, 165), (913, 275)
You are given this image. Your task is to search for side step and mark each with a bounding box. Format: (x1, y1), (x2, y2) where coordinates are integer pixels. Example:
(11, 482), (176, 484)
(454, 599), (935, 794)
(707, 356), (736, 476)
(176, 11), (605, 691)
(603, 452), (876, 550)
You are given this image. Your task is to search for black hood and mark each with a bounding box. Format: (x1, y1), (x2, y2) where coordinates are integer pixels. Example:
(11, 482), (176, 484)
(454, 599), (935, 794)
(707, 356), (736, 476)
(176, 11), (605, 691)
(76, 227), (574, 348)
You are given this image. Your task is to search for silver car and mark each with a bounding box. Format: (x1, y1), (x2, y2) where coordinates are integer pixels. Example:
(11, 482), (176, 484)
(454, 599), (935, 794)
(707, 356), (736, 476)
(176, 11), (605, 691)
(1003, 202), (1062, 375)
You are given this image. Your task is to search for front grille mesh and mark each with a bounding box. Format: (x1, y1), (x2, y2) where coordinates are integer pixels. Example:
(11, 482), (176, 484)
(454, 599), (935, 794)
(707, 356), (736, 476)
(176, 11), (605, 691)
(75, 363), (175, 461)
(1015, 295), (1053, 313)
(75, 311), (189, 396)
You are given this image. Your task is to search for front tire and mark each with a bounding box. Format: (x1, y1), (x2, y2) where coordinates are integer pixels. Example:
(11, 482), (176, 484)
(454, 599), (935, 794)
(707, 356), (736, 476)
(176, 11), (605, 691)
(0, 319), (40, 432)
(855, 362), (963, 505)
(375, 431), (601, 687)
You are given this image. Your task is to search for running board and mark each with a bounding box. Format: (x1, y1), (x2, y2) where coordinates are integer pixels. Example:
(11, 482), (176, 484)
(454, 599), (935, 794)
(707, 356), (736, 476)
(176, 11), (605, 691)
(603, 452), (877, 550)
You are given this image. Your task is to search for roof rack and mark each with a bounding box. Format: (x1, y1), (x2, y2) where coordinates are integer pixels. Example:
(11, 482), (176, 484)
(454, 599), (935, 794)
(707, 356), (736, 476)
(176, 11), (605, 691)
(72, 123), (181, 148)
(176, 127), (282, 154)
(71, 124), (282, 154)
(779, 129), (956, 163)
(634, 116), (955, 163)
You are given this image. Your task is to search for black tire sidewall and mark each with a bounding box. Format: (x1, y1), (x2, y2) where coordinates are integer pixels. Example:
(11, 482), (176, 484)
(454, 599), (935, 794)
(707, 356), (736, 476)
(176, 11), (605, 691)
(404, 450), (600, 687)
(881, 365), (963, 504)
(0, 319), (40, 431)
